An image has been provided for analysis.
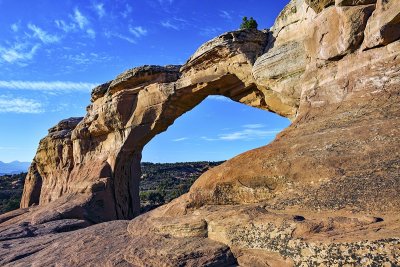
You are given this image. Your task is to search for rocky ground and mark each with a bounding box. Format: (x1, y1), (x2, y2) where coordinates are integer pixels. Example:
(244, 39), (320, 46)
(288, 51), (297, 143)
(0, 0), (399, 265)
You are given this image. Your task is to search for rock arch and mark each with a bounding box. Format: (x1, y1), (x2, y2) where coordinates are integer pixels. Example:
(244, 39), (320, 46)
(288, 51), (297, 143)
(20, 0), (400, 225)
(20, 30), (298, 221)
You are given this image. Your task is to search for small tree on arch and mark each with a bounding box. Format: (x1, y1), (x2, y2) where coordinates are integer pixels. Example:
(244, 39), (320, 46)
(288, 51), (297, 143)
(240, 16), (258, 30)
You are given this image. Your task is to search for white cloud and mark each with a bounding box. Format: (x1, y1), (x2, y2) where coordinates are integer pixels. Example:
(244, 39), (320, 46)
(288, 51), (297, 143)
(11, 23), (19, 32)
(201, 124), (279, 142)
(56, 9), (95, 38)
(93, 3), (105, 18)
(129, 26), (147, 38)
(86, 28), (96, 39)
(207, 95), (231, 102)
(201, 136), (217, 141)
(0, 80), (98, 92)
(172, 137), (188, 142)
(72, 8), (89, 30)
(28, 24), (60, 44)
(105, 31), (136, 44)
(220, 10), (232, 20)
(0, 95), (43, 113)
(242, 124), (265, 129)
(105, 25), (147, 43)
(55, 20), (76, 33)
(158, 0), (173, 4)
(121, 4), (133, 18)
(161, 18), (188, 31)
(161, 21), (180, 30)
(219, 129), (279, 141)
(64, 52), (114, 66)
(0, 43), (40, 64)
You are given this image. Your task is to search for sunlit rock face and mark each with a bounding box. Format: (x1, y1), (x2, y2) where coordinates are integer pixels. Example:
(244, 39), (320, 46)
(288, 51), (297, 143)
(3, 0), (399, 265)
(20, 29), (275, 221)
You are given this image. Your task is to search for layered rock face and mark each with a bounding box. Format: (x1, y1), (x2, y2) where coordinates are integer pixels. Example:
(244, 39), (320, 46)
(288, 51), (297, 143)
(1, 0), (399, 265)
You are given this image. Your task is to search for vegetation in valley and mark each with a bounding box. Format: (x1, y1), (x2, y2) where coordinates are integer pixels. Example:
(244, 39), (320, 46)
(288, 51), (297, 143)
(139, 161), (223, 212)
(0, 161), (224, 214)
(0, 172), (26, 214)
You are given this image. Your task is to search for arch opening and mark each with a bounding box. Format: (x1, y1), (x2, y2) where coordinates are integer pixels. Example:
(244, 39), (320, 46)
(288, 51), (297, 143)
(138, 95), (290, 212)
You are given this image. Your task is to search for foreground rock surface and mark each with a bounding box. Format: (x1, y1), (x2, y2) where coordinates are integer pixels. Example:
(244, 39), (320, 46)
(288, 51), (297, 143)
(1, 0), (399, 265)
(1, 201), (399, 266)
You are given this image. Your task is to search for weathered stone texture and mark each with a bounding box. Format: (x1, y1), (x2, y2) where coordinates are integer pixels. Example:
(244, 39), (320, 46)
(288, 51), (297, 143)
(362, 0), (400, 49)
(305, 0), (335, 13)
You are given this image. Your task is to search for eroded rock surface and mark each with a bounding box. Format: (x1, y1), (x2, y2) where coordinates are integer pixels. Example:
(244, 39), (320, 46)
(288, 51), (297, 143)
(1, 0), (399, 265)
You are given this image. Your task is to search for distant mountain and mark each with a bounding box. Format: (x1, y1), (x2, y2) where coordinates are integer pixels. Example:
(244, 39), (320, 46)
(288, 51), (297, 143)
(0, 161), (30, 175)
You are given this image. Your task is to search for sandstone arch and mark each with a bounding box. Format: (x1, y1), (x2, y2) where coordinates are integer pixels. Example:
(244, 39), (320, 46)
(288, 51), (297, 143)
(20, 30), (298, 221)
(20, 0), (400, 224)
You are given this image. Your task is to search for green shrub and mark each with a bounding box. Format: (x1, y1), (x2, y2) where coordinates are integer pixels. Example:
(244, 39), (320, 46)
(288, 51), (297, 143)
(140, 190), (165, 205)
(240, 17), (258, 30)
(4, 196), (20, 212)
(147, 191), (165, 205)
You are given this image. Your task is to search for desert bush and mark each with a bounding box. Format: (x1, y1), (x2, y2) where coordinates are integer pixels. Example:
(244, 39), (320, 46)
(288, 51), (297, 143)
(240, 17), (258, 30)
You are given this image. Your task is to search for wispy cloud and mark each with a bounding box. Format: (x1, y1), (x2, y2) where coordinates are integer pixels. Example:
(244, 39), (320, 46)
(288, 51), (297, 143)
(61, 8), (96, 38)
(63, 52), (114, 66)
(158, 0), (174, 5)
(10, 22), (20, 32)
(105, 31), (136, 44)
(201, 136), (218, 141)
(0, 95), (43, 113)
(93, 3), (105, 18)
(201, 124), (279, 142)
(72, 8), (89, 29)
(208, 95), (231, 102)
(121, 4), (133, 18)
(86, 28), (96, 39)
(220, 10), (232, 20)
(28, 24), (60, 44)
(160, 17), (188, 31)
(0, 43), (40, 64)
(172, 137), (188, 142)
(55, 20), (76, 33)
(161, 21), (180, 30)
(242, 124), (265, 129)
(0, 80), (97, 92)
(218, 129), (279, 141)
(107, 26), (147, 43)
(129, 26), (147, 38)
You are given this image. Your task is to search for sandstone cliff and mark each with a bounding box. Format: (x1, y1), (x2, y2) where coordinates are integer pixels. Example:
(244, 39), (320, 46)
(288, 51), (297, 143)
(1, 0), (399, 265)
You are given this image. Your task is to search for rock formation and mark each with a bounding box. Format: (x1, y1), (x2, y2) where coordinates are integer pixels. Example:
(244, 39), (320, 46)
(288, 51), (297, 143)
(1, 0), (399, 265)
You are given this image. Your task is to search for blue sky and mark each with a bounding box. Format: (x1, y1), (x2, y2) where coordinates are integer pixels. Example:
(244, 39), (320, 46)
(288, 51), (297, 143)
(0, 0), (290, 163)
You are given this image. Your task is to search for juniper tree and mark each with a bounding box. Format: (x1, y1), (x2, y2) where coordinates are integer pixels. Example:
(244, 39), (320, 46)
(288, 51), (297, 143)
(240, 16), (258, 30)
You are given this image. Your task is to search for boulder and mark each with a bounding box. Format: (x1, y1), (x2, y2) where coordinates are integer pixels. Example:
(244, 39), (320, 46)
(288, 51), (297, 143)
(362, 0), (400, 49)
(305, 5), (375, 60)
